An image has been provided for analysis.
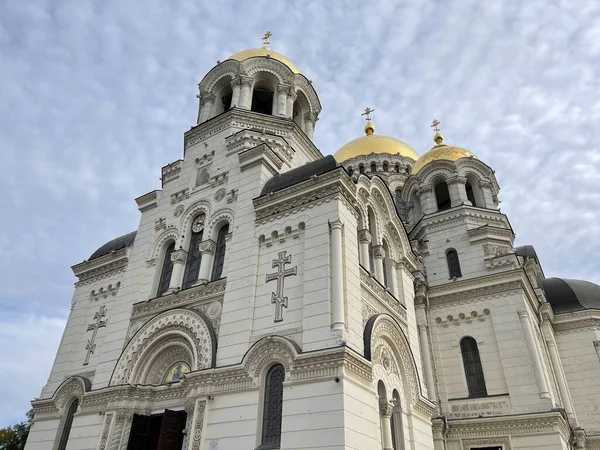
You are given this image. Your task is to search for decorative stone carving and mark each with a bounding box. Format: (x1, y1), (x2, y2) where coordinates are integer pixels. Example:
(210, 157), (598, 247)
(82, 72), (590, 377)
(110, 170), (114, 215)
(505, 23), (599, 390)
(265, 251), (298, 322)
(171, 188), (190, 204)
(462, 436), (511, 450)
(174, 205), (184, 217)
(154, 217), (167, 231)
(98, 412), (113, 450)
(192, 215), (206, 233)
(191, 400), (207, 450)
(434, 308), (490, 327)
(90, 282), (120, 301)
(170, 249), (188, 264)
(358, 229), (372, 244)
(84, 306), (108, 365)
(372, 245), (386, 259)
(199, 239), (216, 254)
(214, 188), (226, 202)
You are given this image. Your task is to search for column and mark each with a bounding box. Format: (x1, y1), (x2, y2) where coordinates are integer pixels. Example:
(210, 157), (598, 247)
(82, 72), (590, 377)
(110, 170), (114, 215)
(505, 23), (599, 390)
(542, 322), (577, 422)
(238, 77), (253, 110)
(595, 341), (600, 363)
(357, 229), (371, 269)
(416, 185), (435, 214)
(303, 112), (316, 140)
(518, 310), (551, 400)
(286, 86), (297, 118)
(372, 245), (385, 284)
(479, 180), (495, 208)
(330, 220), (345, 331)
(230, 78), (241, 108)
(418, 321), (437, 399)
(198, 92), (216, 123)
(196, 240), (216, 284)
(447, 175), (468, 207)
(380, 401), (395, 450)
(389, 261), (400, 298)
(167, 249), (187, 294)
(276, 84), (288, 117)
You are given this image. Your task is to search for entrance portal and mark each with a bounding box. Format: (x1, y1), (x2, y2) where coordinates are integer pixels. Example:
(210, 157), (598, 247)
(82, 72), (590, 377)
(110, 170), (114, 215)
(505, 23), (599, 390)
(126, 409), (187, 450)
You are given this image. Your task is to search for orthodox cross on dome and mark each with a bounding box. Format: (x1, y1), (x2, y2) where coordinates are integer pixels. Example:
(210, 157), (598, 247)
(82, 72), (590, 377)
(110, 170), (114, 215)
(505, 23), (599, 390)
(431, 118), (441, 132)
(361, 106), (375, 121)
(84, 306), (107, 365)
(262, 30), (273, 47)
(265, 251), (297, 322)
(431, 118), (444, 144)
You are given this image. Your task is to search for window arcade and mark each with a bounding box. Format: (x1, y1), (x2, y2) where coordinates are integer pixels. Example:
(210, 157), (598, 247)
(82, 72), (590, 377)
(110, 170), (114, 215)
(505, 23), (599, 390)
(434, 180), (451, 211)
(182, 215), (206, 289)
(212, 223), (229, 280)
(446, 249), (462, 279)
(157, 242), (175, 296)
(57, 399), (79, 450)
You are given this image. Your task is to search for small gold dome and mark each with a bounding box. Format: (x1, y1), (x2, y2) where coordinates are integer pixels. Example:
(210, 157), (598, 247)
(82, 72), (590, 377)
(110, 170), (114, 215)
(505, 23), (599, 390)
(334, 126), (419, 163)
(226, 47), (301, 74)
(412, 142), (478, 174)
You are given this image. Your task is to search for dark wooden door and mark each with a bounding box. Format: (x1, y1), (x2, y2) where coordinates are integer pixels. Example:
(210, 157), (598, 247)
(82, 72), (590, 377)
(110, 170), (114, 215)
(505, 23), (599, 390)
(126, 414), (151, 450)
(156, 409), (187, 450)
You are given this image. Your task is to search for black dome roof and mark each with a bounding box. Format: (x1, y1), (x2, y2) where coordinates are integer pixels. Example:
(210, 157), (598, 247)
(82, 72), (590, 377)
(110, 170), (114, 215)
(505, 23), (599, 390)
(89, 231), (137, 260)
(260, 155), (337, 196)
(542, 277), (600, 314)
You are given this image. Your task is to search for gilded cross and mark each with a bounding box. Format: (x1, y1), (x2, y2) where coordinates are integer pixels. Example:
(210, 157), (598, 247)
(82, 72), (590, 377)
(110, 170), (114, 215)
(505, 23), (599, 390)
(361, 107), (375, 121)
(263, 31), (273, 46)
(431, 118), (441, 132)
(265, 251), (297, 322)
(84, 306), (107, 365)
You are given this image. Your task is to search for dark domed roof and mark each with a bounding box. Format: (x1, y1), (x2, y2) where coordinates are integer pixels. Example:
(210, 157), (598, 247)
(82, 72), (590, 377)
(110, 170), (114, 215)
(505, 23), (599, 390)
(542, 277), (600, 314)
(260, 155), (337, 196)
(515, 245), (538, 260)
(89, 231), (137, 260)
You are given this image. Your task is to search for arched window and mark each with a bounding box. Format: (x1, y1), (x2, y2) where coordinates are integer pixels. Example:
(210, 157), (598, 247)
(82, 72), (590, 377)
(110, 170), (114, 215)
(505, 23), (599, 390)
(348, 167), (353, 177)
(446, 249), (462, 279)
(466, 174), (485, 207)
(383, 162), (389, 172)
(371, 162), (377, 173)
(434, 180), (451, 211)
(395, 164), (400, 173)
(410, 191), (422, 224)
(211, 77), (233, 117)
(460, 337), (487, 397)
(359, 165), (365, 174)
(251, 76), (277, 116)
(367, 208), (377, 274)
(157, 242), (175, 296)
(183, 216), (205, 289)
(212, 223), (229, 280)
(261, 364), (285, 447)
(57, 399), (79, 450)
(391, 390), (404, 450)
(465, 181), (476, 206)
(382, 240), (390, 287)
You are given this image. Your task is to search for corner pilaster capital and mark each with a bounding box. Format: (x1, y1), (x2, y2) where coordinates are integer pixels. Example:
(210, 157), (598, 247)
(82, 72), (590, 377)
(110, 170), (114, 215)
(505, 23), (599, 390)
(170, 249), (188, 264)
(379, 401), (394, 417)
(240, 76), (253, 87)
(199, 91), (216, 106)
(447, 175), (467, 185)
(329, 219), (344, 231)
(199, 239), (216, 254)
(304, 111), (317, 123)
(358, 229), (372, 244)
(478, 179), (493, 189)
(517, 309), (529, 319)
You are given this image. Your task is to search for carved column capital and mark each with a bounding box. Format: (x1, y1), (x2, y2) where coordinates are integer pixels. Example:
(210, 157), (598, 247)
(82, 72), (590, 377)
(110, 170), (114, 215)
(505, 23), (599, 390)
(416, 185), (432, 196)
(447, 175), (467, 185)
(358, 229), (372, 244)
(230, 77), (242, 88)
(304, 111), (317, 123)
(199, 91), (216, 107)
(329, 219), (344, 231)
(240, 76), (253, 87)
(199, 239), (216, 254)
(372, 245), (386, 259)
(171, 249), (188, 264)
(379, 401), (394, 417)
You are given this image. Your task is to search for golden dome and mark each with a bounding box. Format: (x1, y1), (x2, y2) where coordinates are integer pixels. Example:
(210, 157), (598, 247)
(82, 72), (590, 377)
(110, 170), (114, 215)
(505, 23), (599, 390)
(334, 123), (419, 163)
(412, 141), (478, 174)
(226, 46), (301, 74)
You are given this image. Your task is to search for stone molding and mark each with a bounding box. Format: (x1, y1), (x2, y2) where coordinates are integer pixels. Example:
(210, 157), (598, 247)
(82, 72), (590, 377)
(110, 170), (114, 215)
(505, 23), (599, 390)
(358, 228), (372, 244)
(238, 142), (284, 174)
(90, 282), (120, 301)
(462, 436), (511, 450)
(198, 239), (216, 254)
(361, 268), (407, 321)
(72, 249), (129, 287)
(170, 248), (188, 264)
(372, 244), (386, 259)
(434, 308), (490, 327)
(161, 160), (182, 186)
(98, 412), (114, 450)
(135, 190), (159, 212)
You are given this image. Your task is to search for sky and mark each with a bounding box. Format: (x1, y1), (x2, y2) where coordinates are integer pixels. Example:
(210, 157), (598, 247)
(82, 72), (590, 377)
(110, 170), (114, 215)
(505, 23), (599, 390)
(1, 0), (599, 427)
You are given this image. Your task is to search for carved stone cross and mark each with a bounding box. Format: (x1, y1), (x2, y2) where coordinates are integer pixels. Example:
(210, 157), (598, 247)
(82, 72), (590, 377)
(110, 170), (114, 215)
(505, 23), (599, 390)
(265, 251), (297, 322)
(84, 306), (107, 365)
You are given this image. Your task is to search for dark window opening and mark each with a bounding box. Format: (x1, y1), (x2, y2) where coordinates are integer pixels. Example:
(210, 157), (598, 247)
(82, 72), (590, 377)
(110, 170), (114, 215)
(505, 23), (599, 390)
(57, 399), (79, 450)
(359, 165), (365, 174)
(371, 163), (377, 172)
(446, 249), (462, 279)
(395, 164), (400, 173)
(383, 163), (389, 172)
(127, 410), (187, 450)
(183, 229), (204, 289)
(466, 182), (477, 206)
(461, 337), (488, 398)
(212, 224), (229, 280)
(157, 243), (175, 296)
(221, 92), (232, 112)
(251, 89), (274, 115)
(348, 167), (353, 176)
(435, 181), (451, 211)
(261, 364), (285, 448)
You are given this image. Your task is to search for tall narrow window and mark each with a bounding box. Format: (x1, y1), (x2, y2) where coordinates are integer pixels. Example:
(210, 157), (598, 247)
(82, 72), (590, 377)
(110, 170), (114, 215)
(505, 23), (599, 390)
(212, 224), (229, 280)
(157, 243), (175, 296)
(395, 164), (400, 173)
(261, 364), (285, 448)
(461, 337), (487, 397)
(348, 167), (353, 177)
(57, 399), (79, 450)
(371, 162), (377, 172)
(465, 181), (476, 206)
(434, 180), (451, 211)
(446, 249), (462, 279)
(251, 89), (274, 115)
(183, 225), (204, 289)
(359, 165), (365, 174)
(383, 162), (389, 172)
(368, 208), (376, 274)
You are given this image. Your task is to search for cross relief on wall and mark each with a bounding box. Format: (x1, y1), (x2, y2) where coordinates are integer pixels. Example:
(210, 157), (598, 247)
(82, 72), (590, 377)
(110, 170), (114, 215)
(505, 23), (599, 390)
(84, 305), (107, 365)
(265, 251), (297, 322)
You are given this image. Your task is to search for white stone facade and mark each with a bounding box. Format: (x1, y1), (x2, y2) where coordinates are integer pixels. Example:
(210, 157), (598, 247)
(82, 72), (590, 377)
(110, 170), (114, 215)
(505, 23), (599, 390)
(25, 48), (599, 450)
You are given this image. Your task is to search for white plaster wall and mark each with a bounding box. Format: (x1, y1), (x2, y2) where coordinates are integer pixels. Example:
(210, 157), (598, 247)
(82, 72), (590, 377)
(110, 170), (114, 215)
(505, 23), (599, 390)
(23, 417), (61, 450)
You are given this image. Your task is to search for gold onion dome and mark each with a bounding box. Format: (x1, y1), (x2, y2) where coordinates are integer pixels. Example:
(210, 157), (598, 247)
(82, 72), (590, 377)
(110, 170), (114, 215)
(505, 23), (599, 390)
(226, 32), (301, 74)
(411, 131), (478, 174)
(333, 121), (420, 163)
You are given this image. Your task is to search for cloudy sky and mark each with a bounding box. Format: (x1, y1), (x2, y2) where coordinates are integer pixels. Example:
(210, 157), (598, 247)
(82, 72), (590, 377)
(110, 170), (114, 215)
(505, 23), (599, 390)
(1, 0), (599, 427)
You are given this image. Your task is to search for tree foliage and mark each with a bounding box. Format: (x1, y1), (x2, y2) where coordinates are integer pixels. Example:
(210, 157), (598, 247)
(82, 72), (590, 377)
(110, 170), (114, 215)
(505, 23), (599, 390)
(0, 409), (33, 450)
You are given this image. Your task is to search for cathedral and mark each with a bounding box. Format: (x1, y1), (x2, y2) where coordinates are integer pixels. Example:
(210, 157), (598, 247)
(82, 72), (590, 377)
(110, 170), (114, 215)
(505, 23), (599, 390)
(25, 34), (600, 450)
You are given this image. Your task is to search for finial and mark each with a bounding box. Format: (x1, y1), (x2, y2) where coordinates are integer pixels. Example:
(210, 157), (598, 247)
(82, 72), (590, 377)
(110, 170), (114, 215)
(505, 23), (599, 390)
(262, 31), (272, 48)
(431, 118), (444, 145)
(361, 107), (375, 135)
(361, 106), (375, 122)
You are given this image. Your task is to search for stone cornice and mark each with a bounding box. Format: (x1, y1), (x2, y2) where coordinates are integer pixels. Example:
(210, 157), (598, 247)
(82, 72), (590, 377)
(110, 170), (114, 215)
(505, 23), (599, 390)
(226, 129), (293, 164)
(72, 249), (129, 287)
(253, 167), (356, 221)
(184, 108), (322, 162)
(161, 160), (183, 186)
(238, 143), (283, 175)
(552, 309), (600, 333)
(135, 190), (159, 213)
(427, 269), (537, 310)
(131, 279), (226, 320)
(360, 267), (408, 321)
